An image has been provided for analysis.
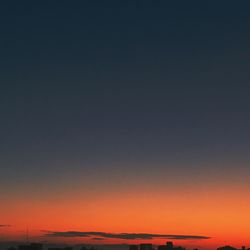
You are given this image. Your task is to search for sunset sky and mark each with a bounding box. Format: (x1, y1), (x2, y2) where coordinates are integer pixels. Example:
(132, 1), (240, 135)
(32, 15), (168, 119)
(1, 1), (250, 250)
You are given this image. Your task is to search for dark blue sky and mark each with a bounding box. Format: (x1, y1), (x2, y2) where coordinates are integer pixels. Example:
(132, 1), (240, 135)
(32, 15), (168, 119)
(1, 1), (250, 195)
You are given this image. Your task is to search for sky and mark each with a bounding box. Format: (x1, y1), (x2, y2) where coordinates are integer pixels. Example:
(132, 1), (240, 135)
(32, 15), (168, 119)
(1, 1), (250, 249)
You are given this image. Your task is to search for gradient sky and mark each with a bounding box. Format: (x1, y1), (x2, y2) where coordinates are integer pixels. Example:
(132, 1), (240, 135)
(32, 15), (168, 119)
(1, 1), (250, 249)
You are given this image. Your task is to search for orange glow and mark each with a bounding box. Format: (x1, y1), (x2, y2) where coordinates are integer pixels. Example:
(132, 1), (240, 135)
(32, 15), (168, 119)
(2, 179), (250, 249)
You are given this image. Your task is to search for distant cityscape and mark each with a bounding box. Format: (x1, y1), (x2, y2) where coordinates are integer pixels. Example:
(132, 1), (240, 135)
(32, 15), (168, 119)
(3, 242), (250, 250)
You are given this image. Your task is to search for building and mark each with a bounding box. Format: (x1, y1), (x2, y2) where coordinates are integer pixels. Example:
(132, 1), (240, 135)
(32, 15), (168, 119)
(48, 248), (73, 250)
(140, 244), (153, 250)
(18, 244), (43, 250)
(158, 242), (185, 250)
(166, 242), (173, 250)
(129, 245), (139, 250)
(217, 246), (237, 250)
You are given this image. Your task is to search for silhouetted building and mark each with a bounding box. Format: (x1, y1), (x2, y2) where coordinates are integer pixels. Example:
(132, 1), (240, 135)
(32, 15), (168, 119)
(217, 246), (237, 250)
(158, 242), (185, 250)
(30, 244), (43, 250)
(158, 246), (166, 250)
(18, 244), (42, 250)
(78, 247), (95, 250)
(18, 246), (29, 250)
(130, 245), (139, 250)
(175, 247), (185, 250)
(48, 248), (73, 250)
(166, 242), (173, 250)
(18, 243), (43, 250)
(140, 244), (153, 250)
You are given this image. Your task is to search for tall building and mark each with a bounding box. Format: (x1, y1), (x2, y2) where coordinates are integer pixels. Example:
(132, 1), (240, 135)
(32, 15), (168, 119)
(140, 244), (153, 250)
(158, 242), (185, 250)
(166, 242), (173, 250)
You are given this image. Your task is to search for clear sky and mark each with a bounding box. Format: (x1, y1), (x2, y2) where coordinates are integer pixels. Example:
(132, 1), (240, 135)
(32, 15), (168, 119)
(1, 1), (250, 249)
